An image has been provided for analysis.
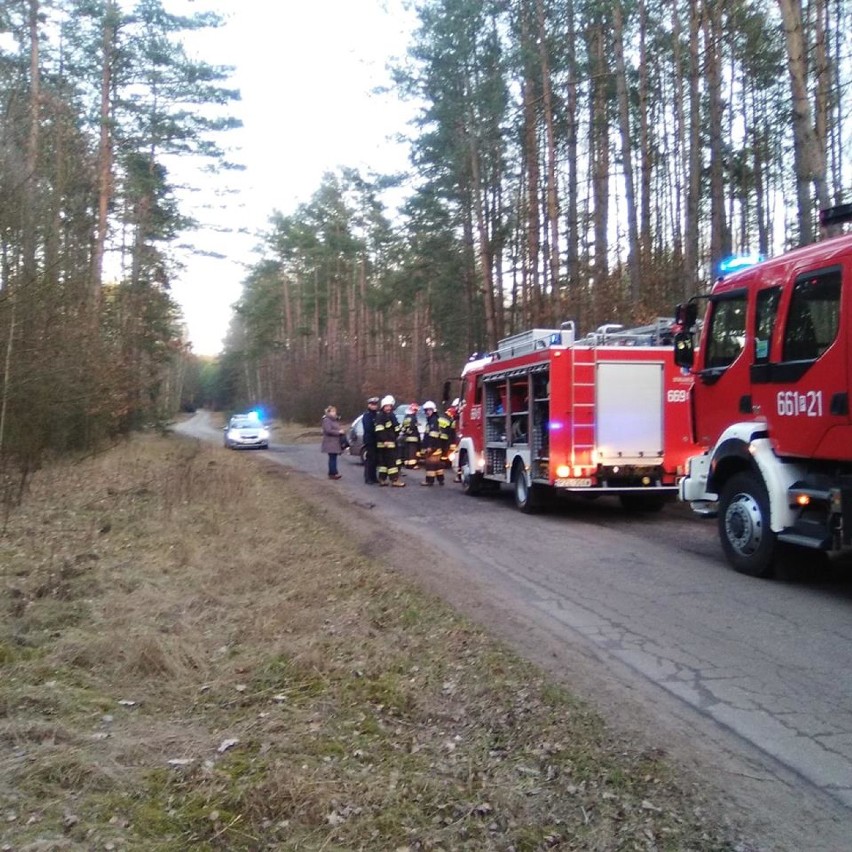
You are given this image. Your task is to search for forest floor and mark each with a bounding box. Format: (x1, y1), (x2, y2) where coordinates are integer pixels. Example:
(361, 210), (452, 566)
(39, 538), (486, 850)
(0, 429), (759, 850)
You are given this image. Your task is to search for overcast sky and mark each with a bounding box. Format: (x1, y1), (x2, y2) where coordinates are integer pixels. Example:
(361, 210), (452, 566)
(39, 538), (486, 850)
(171, 0), (418, 355)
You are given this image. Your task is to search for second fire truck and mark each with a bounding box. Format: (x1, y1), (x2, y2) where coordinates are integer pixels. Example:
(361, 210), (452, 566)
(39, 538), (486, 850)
(453, 319), (700, 512)
(674, 203), (852, 577)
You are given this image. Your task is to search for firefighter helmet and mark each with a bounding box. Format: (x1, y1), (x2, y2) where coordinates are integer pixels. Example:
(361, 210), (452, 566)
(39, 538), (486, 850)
(423, 400), (436, 411)
(380, 395), (395, 408)
(446, 406), (458, 418)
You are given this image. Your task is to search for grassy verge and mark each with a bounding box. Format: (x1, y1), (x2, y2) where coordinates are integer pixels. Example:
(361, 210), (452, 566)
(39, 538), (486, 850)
(0, 433), (744, 850)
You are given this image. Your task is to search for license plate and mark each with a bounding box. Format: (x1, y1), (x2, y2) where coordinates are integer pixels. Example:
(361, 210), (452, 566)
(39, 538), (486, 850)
(556, 478), (592, 488)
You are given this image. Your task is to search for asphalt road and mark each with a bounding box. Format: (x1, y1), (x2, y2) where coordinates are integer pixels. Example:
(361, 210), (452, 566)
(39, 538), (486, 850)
(179, 412), (852, 850)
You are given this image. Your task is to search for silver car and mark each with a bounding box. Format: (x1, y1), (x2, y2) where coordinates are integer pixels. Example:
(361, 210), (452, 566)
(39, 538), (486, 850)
(223, 414), (270, 450)
(346, 414), (368, 463)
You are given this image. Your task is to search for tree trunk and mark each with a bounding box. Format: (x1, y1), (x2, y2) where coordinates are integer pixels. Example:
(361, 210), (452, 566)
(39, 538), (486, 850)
(777, 0), (829, 244)
(465, 113), (498, 347)
(23, 0), (41, 289)
(685, 0), (702, 294)
(93, 2), (118, 299)
(637, 0), (651, 259)
(670, 0), (686, 286)
(705, 2), (730, 271)
(563, 0), (579, 320)
(613, 2), (640, 305)
(813, 0), (831, 216)
(535, 0), (561, 323)
(589, 21), (610, 295)
(520, 4), (542, 326)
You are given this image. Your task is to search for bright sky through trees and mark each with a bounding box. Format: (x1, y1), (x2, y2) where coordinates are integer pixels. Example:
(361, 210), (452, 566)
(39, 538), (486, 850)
(172, 0), (417, 355)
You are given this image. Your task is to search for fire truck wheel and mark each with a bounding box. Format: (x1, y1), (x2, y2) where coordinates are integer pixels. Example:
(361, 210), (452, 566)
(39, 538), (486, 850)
(513, 468), (545, 514)
(460, 460), (482, 496)
(718, 471), (777, 578)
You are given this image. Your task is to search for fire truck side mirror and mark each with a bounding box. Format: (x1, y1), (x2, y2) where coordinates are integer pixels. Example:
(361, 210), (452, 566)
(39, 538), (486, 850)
(675, 301), (699, 329)
(673, 332), (695, 369)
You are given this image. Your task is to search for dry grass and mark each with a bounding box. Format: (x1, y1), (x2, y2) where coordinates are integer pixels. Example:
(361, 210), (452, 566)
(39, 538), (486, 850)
(0, 433), (747, 850)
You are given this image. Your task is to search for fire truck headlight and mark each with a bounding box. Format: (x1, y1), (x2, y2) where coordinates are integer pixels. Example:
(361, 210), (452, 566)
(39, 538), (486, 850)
(556, 465), (571, 478)
(476, 458), (485, 471)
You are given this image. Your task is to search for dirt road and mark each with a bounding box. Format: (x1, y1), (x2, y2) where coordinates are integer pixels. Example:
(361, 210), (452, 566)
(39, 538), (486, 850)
(180, 411), (852, 850)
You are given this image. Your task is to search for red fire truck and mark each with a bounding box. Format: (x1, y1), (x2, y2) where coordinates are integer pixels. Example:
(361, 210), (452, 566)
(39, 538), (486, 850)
(674, 203), (852, 577)
(453, 319), (699, 512)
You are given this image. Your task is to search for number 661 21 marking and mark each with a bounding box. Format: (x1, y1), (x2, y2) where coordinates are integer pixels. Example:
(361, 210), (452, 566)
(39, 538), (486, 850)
(776, 390), (823, 417)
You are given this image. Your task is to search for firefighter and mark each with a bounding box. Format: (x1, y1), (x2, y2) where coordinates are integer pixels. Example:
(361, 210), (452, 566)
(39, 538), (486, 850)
(443, 403), (462, 482)
(375, 395), (405, 487)
(440, 404), (458, 479)
(420, 400), (450, 486)
(399, 403), (421, 471)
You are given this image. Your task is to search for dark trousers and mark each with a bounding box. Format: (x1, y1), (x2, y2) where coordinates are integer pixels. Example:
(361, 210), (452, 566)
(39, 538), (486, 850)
(364, 445), (378, 483)
(423, 448), (446, 482)
(402, 441), (420, 468)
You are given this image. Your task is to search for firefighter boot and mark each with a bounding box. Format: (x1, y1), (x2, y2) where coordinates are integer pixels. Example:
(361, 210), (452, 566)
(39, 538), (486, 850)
(391, 479), (406, 487)
(437, 475), (445, 486)
(420, 477), (433, 486)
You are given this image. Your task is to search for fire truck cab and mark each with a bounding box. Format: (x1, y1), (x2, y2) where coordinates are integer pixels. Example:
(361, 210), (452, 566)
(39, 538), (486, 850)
(674, 203), (852, 576)
(454, 319), (698, 513)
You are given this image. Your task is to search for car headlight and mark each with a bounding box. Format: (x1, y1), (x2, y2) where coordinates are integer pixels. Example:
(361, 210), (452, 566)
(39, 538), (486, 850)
(228, 430), (240, 440)
(259, 429), (269, 440)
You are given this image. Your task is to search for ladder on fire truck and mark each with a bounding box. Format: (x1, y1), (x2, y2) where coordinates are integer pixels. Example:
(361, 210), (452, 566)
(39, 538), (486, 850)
(570, 318), (676, 469)
(570, 342), (596, 469)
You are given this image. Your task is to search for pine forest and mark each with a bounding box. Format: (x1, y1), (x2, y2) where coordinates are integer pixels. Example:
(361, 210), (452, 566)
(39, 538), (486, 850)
(1, 0), (852, 480)
(224, 0), (851, 422)
(0, 0), (238, 496)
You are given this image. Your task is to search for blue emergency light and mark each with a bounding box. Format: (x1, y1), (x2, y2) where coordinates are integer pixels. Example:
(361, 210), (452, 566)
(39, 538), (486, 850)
(717, 253), (763, 278)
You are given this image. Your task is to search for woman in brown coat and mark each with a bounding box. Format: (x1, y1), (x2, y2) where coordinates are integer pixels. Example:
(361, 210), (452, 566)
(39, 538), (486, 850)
(321, 405), (345, 479)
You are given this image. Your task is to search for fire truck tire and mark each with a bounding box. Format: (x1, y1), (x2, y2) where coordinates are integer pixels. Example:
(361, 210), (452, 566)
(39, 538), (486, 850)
(513, 468), (545, 514)
(718, 471), (777, 578)
(459, 460), (482, 496)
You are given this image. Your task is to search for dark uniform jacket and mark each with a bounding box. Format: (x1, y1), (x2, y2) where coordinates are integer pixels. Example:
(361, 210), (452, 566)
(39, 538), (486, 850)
(422, 411), (441, 453)
(362, 408), (377, 448)
(436, 412), (456, 456)
(374, 411), (400, 449)
(400, 412), (421, 446)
